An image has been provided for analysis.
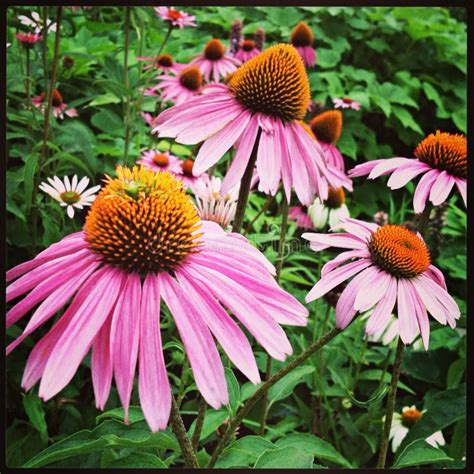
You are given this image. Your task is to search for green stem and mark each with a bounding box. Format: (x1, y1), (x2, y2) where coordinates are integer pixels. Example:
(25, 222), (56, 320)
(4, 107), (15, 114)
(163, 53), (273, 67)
(376, 338), (405, 468)
(42, 7), (48, 91)
(258, 355), (272, 436)
(232, 129), (262, 233)
(123, 7), (131, 166)
(170, 396), (198, 468)
(191, 396), (207, 452)
(176, 358), (189, 409)
(208, 326), (342, 468)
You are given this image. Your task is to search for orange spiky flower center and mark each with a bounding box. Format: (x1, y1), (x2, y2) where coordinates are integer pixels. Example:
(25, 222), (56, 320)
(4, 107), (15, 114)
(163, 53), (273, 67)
(242, 39), (256, 52)
(290, 21), (314, 47)
(228, 44), (310, 122)
(414, 131), (466, 178)
(325, 187), (345, 209)
(309, 110), (343, 144)
(179, 66), (202, 91)
(157, 53), (173, 68)
(152, 153), (169, 167)
(167, 9), (182, 21)
(401, 407), (423, 427)
(84, 166), (201, 275)
(204, 39), (226, 60)
(181, 159), (195, 177)
(368, 225), (430, 278)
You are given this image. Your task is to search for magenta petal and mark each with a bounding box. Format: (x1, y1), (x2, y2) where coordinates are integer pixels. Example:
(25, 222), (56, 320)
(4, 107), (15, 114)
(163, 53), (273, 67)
(138, 275), (171, 432)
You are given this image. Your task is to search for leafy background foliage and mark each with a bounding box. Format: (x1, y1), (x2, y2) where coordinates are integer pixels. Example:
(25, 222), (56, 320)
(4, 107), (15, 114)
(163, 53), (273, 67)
(6, 5), (466, 469)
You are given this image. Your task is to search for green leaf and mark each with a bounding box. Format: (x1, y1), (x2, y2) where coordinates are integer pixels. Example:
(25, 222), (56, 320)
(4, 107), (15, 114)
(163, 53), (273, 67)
(452, 108), (466, 134)
(187, 409), (228, 442)
(103, 452), (167, 468)
(24, 153), (38, 214)
(22, 393), (48, 444)
(96, 406), (145, 425)
(393, 439), (452, 468)
(215, 435), (276, 468)
(87, 93), (122, 107)
(224, 368), (240, 414)
(275, 433), (352, 467)
(91, 109), (124, 136)
(447, 358), (465, 389)
(46, 151), (94, 178)
(7, 200), (26, 222)
(268, 365), (315, 404)
(392, 106), (424, 134)
(317, 48), (341, 69)
(254, 447), (314, 468)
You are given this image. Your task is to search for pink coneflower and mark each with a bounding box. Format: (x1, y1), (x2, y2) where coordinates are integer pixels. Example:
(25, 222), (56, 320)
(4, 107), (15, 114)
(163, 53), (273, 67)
(333, 97), (361, 110)
(308, 187), (350, 230)
(235, 39), (260, 63)
(137, 150), (183, 174)
(6, 166), (307, 432)
(303, 218), (460, 349)
(193, 175), (239, 229)
(153, 44), (352, 206)
(32, 89), (78, 120)
(177, 158), (206, 192)
(16, 32), (42, 48)
(18, 11), (56, 34)
(190, 39), (241, 83)
(349, 131), (466, 212)
(290, 22), (316, 68)
(289, 206), (314, 230)
(136, 52), (184, 73)
(156, 65), (204, 105)
(154, 6), (196, 29)
(308, 110), (345, 172)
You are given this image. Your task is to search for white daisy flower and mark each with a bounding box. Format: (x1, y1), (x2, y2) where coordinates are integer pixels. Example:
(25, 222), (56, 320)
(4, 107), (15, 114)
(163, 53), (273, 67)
(308, 186), (350, 230)
(387, 406), (445, 453)
(39, 175), (100, 219)
(18, 11), (57, 34)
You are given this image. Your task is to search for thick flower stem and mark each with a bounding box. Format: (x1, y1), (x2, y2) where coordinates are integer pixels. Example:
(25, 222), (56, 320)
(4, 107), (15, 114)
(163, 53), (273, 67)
(170, 396), (198, 468)
(208, 326), (342, 468)
(232, 129), (262, 233)
(376, 337), (405, 468)
(191, 396), (207, 452)
(123, 7), (132, 166)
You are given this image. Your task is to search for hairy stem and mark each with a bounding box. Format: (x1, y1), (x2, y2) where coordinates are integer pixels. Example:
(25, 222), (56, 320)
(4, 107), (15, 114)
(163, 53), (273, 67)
(123, 7), (132, 166)
(191, 396), (207, 452)
(170, 396), (198, 468)
(208, 326), (342, 467)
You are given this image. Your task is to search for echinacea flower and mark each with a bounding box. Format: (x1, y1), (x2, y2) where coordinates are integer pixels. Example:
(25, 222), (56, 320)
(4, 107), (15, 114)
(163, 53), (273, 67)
(154, 6), (196, 28)
(388, 406), (445, 453)
(190, 39), (241, 83)
(290, 21), (316, 68)
(156, 65), (204, 105)
(7, 166), (308, 432)
(137, 150), (183, 174)
(136, 52), (183, 73)
(308, 186), (350, 230)
(193, 175), (239, 229)
(39, 175), (100, 218)
(32, 89), (78, 120)
(309, 110), (345, 172)
(16, 32), (42, 48)
(303, 218), (460, 349)
(18, 11), (56, 34)
(177, 158), (207, 192)
(235, 39), (260, 63)
(333, 97), (361, 110)
(153, 44), (352, 206)
(289, 206), (314, 230)
(349, 131), (467, 212)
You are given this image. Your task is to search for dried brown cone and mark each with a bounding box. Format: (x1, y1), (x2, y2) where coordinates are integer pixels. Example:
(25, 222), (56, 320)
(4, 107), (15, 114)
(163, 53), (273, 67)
(254, 27), (266, 51)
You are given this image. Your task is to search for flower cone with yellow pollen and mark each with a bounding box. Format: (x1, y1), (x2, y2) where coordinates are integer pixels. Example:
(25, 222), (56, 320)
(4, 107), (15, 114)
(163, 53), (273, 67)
(303, 217), (460, 349)
(349, 130), (467, 212)
(290, 22), (316, 67)
(7, 165), (309, 433)
(137, 150), (183, 174)
(153, 44), (352, 205)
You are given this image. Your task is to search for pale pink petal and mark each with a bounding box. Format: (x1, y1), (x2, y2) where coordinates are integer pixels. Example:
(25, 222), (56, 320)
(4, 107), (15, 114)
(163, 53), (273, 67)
(429, 171), (455, 206)
(349, 160), (383, 178)
(275, 120), (293, 202)
(365, 277), (398, 335)
(409, 281), (430, 350)
(387, 162), (430, 189)
(368, 158), (413, 179)
(413, 169), (439, 213)
(397, 278), (419, 344)
(426, 264), (447, 290)
(302, 232), (367, 252)
(354, 267), (392, 312)
(321, 249), (370, 277)
(455, 178), (466, 206)
(256, 123), (280, 196)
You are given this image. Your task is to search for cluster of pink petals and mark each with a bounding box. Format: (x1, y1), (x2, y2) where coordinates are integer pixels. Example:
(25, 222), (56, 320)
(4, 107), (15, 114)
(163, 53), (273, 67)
(303, 218), (460, 349)
(295, 46), (316, 68)
(235, 46), (260, 63)
(155, 73), (203, 105)
(190, 54), (240, 83)
(137, 150), (183, 174)
(6, 221), (308, 432)
(16, 32), (42, 45)
(349, 158), (466, 212)
(152, 83), (352, 206)
(289, 206), (315, 230)
(154, 6), (196, 29)
(136, 55), (184, 73)
(320, 141), (345, 172)
(333, 97), (361, 110)
(31, 95), (78, 120)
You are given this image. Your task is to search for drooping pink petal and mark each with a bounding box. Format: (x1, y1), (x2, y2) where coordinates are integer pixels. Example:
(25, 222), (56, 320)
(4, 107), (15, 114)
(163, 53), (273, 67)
(396, 278), (419, 344)
(302, 232), (367, 252)
(159, 272), (228, 409)
(409, 281), (430, 350)
(426, 264), (447, 290)
(386, 161), (430, 189)
(429, 170), (455, 206)
(321, 249), (370, 277)
(354, 267), (391, 312)
(368, 158), (413, 179)
(349, 160), (383, 178)
(138, 274), (171, 432)
(110, 273), (142, 423)
(256, 123), (281, 196)
(455, 178), (466, 206)
(413, 169), (439, 213)
(365, 277), (398, 335)
(275, 120), (293, 202)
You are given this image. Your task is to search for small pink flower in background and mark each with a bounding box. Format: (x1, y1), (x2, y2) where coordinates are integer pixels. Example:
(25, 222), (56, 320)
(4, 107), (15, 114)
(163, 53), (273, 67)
(235, 39), (260, 63)
(39, 175), (100, 219)
(349, 131), (466, 212)
(141, 112), (155, 127)
(137, 150), (183, 174)
(154, 6), (196, 29)
(136, 52), (184, 73)
(155, 65), (204, 105)
(303, 218), (460, 349)
(153, 45), (352, 206)
(6, 166), (307, 432)
(289, 206), (315, 230)
(290, 21), (316, 68)
(333, 97), (361, 110)
(16, 32), (42, 47)
(32, 89), (78, 120)
(177, 158), (207, 193)
(190, 39), (241, 83)
(18, 11), (56, 34)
